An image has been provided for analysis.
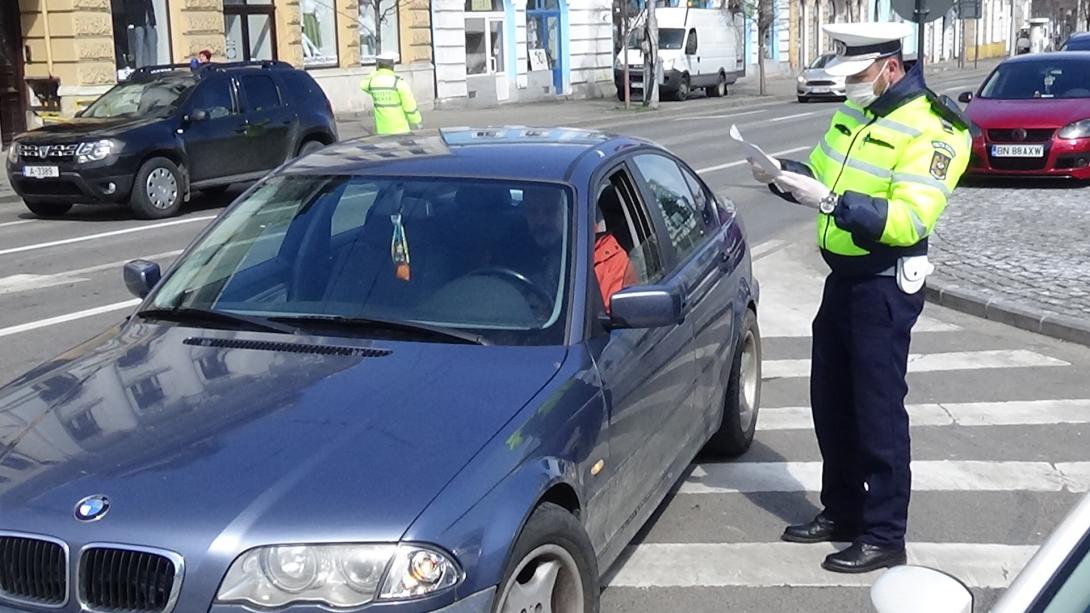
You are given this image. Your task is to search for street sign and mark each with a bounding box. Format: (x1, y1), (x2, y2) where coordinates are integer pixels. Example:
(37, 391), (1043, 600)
(892, 0), (955, 23)
(957, 0), (982, 19)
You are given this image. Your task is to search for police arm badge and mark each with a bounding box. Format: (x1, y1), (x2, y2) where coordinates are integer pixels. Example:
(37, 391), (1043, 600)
(930, 141), (956, 180)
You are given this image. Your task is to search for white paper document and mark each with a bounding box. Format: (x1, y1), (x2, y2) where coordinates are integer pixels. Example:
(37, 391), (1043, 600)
(730, 124), (781, 178)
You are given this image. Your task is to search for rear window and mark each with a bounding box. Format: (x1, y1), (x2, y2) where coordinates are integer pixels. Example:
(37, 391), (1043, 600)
(1062, 37), (1090, 51)
(279, 71), (329, 108)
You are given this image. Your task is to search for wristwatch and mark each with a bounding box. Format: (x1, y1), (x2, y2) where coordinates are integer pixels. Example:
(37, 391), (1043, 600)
(819, 192), (838, 214)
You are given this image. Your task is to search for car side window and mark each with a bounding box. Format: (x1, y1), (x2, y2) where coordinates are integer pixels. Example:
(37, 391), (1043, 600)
(595, 167), (664, 286)
(681, 165), (720, 229)
(1036, 536), (1090, 613)
(240, 75), (282, 112)
(632, 153), (707, 263)
(187, 79), (236, 119)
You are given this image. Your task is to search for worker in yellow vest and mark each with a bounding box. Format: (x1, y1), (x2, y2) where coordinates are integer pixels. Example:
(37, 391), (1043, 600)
(360, 52), (422, 135)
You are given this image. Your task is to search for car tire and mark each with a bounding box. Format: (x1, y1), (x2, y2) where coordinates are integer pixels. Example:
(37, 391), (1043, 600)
(24, 201), (73, 218)
(492, 502), (599, 613)
(704, 308), (761, 458)
(296, 139), (325, 157)
(706, 74), (726, 98)
(798, 95), (810, 103)
(674, 75), (690, 102)
(130, 157), (183, 219)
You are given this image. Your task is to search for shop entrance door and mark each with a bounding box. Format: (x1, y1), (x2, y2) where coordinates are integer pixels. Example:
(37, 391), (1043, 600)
(0, 0), (26, 145)
(465, 15), (509, 102)
(527, 0), (562, 93)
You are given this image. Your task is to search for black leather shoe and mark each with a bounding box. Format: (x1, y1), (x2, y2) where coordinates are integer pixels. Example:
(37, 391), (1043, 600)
(781, 514), (858, 544)
(822, 542), (907, 574)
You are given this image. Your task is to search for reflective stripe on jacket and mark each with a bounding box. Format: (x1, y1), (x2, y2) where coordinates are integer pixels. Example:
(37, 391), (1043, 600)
(777, 65), (971, 276)
(360, 67), (423, 135)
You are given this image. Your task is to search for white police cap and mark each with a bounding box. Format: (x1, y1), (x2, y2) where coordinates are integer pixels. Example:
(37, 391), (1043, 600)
(821, 22), (914, 77)
(376, 52), (398, 63)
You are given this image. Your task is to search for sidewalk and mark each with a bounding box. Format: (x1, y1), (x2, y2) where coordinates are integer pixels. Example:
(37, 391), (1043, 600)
(927, 181), (1090, 346)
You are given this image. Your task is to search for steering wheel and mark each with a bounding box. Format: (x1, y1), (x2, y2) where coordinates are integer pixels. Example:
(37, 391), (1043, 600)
(466, 267), (555, 314)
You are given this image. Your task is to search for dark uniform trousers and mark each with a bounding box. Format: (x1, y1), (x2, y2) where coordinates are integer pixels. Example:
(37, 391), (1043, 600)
(810, 272), (925, 548)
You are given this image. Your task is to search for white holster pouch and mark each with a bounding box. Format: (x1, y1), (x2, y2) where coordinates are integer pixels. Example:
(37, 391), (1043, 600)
(896, 255), (934, 294)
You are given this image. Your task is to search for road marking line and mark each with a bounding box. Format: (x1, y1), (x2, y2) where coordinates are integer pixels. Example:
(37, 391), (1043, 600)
(0, 216), (216, 257)
(764, 349), (1069, 379)
(0, 250), (184, 296)
(0, 220), (34, 229)
(681, 460), (1090, 494)
(697, 146), (811, 174)
(769, 111), (818, 122)
(757, 296), (959, 337)
(671, 109), (767, 121)
(0, 299), (140, 339)
(607, 542), (1037, 589)
(760, 399), (1090, 431)
(749, 239), (786, 260)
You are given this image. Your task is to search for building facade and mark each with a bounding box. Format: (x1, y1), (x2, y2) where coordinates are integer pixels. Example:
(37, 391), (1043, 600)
(0, 0), (435, 144)
(431, 0), (614, 108)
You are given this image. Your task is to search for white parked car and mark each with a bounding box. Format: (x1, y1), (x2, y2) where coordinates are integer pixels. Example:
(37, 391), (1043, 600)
(871, 492), (1090, 612)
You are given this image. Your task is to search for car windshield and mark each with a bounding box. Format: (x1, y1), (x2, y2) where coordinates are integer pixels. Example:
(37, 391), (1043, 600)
(81, 77), (193, 118)
(809, 54), (834, 69)
(148, 174), (573, 346)
(979, 60), (1090, 99)
(628, 28), (685, 50)
(1062, 38), (1090, 51)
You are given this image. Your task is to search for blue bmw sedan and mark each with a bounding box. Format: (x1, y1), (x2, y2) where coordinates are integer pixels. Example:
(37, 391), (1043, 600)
(0, 127), (761, 613)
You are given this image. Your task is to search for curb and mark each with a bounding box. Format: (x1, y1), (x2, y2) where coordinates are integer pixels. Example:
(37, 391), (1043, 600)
(925, 277), (1090, 347)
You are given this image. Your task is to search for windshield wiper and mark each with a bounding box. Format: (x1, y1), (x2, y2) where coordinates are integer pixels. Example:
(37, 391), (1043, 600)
(270, 315), (489, 346)
(136, 307), (298, 335)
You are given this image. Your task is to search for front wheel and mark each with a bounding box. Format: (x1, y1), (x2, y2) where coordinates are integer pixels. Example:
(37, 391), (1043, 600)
(129, 157), (183, 219)
(492, 503), (599, 613)
(297, 139), (325, 157)
(704, 308), (761, 458)
(24, 201), (73, 218)
(674, 75), (691, 102)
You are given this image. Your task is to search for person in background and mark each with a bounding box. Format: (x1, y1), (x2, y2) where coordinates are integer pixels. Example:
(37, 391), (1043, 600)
(360, 52), (423, 135)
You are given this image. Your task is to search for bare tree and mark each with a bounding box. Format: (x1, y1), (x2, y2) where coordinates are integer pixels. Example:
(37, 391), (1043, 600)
(737, 0), (775, 95)
(613, 0), (644, 108)
(359, 0), (410, 57)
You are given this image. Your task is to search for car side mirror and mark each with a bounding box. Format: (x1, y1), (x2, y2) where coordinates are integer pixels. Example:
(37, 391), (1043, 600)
(123, 260), (162, 299)
(189, 109), (209, 122)
(606, 285), (686, 330)
(870, 566), (973, 613)
(958, 91), (973, 103)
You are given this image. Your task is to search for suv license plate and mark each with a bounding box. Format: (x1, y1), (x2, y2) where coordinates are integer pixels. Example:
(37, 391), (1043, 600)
(991, 144), (1044, 158)
(23, 166), (59, 179)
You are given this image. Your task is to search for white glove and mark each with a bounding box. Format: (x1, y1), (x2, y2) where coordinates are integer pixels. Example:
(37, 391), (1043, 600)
(748, 156), (780, 185)
(773, 171), (832, 209)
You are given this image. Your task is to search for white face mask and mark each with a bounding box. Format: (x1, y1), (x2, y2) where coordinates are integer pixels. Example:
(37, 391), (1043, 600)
(845, 61), (889, 108)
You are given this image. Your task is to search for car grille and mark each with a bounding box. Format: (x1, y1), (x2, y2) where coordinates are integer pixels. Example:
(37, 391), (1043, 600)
(80, 547), (179, 612)
(16, 180), (83, 197)
(0, 536), (67, 606)
(988, 156), (1050, 171)
(987, 128), (1055, 143)
(19, 143), (79, 161)
(806, 80), (836, 86)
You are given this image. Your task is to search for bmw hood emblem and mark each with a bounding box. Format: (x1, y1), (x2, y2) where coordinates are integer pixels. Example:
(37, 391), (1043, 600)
(75, 495), (110, 522)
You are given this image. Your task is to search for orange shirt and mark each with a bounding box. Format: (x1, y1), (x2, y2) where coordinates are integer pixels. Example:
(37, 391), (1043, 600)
(594, 233), (633, 313)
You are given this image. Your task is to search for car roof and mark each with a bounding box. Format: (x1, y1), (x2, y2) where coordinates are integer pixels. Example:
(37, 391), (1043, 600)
(1001, 50), (1090, 64)
(283, 127), (652, 182)
(1068, 32), (1090, 40)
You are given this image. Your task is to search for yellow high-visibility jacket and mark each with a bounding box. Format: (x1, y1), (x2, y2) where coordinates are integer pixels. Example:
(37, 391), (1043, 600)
(360, 67), (422, 135)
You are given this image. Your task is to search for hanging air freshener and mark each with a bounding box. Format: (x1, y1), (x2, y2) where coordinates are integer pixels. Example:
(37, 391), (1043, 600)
(390, 213), (411, 281)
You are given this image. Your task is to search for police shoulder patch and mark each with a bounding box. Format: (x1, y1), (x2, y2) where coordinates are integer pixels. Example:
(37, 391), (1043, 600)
(930, 150), (952, 180)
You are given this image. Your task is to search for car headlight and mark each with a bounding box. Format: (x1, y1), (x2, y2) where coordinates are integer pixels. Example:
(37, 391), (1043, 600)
(76, 139), (115, 163)
(216, 544), (462, 608)
(797, 75), (806, 84)
(1058, 119), (1090, 139)
(6, 143), (18, 163)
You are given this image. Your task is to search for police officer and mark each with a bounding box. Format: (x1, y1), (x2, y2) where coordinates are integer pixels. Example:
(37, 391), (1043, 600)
(747, 22), (971, 573)
(360, 52), (423, 135)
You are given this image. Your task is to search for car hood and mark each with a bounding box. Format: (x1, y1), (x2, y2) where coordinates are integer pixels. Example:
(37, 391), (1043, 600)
(967, 98), (1090, 129)
(16, 115), (165, 142)
(0, 323), (565, 549)
(801, 68), (844, 83)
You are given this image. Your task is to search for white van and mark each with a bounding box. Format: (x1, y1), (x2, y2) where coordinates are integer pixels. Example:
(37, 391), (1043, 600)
(614, 6), (746, 101)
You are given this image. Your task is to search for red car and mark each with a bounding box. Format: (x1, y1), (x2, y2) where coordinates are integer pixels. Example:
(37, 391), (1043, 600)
(960, 52), (1090, 180)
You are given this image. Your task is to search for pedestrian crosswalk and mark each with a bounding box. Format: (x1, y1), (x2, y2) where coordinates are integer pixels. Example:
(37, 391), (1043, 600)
(600, 235), (1090, 612)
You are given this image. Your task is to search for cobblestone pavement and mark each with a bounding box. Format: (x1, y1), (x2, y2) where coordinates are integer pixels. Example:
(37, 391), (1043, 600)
(931, 180), (1090, 324)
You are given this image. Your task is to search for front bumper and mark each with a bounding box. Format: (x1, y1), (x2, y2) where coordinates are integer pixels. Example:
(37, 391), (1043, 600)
(206, 587), (496, 613)
(966, 136), (1090, 180)
(6, 155), (138, 204)
(797, 81), (845, 98)
(614, 67), (684, 95)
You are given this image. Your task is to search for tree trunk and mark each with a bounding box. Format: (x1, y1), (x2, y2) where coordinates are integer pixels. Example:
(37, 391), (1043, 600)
(646, 0), (660, 108)
(374, 2), (383, 55)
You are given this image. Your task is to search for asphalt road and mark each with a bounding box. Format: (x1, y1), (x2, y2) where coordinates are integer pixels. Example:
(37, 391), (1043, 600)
(5, 65), (1084, 613)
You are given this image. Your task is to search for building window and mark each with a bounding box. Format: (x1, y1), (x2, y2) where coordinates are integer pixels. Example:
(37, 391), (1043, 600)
(359, 0), (400, 63)
(129, 374), (166, 410)
(224, 0), (277, 62)
(466, 0), (505, 10)
(110, 0), (173, 80)
(301, 0), (338, 67)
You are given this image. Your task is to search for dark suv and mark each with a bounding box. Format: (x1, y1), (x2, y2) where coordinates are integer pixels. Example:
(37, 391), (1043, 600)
(5, 60), (338, 219)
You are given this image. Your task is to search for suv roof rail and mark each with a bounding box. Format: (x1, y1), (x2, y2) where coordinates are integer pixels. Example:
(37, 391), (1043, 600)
(129, 63), (198, 77)
(197, 60), (294, 73)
